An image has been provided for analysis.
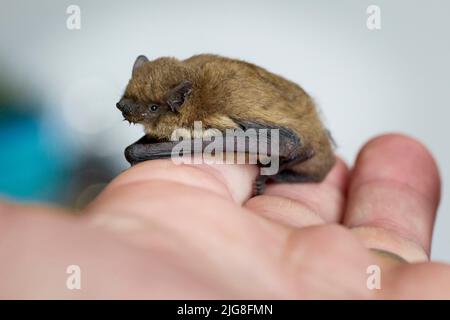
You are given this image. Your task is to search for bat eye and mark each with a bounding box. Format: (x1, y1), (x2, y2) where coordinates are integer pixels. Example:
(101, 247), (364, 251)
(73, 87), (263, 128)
(149, 104), (159, 112)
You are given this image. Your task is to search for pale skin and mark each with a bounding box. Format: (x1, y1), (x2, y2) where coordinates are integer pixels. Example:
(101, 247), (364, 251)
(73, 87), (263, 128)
(0, 134), (449, 299)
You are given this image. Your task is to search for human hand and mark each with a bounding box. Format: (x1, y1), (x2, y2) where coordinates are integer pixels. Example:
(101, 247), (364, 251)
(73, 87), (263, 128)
(1, 134), (449, 299)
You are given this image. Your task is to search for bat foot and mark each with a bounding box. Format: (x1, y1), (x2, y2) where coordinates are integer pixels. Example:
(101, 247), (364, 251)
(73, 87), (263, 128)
(253, 175), (268, 195)
(253, 169), (321, 196)
(270, 169), (323, 183)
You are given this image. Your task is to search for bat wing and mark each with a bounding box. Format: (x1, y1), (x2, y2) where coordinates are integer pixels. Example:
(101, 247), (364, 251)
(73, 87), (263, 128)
(230, 118), (310, 168)
(124, 119), (311, 168)
(124, 120), (316, 195)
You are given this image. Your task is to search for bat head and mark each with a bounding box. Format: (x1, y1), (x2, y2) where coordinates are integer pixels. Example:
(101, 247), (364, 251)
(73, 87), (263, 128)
(116, 55), (195, 139)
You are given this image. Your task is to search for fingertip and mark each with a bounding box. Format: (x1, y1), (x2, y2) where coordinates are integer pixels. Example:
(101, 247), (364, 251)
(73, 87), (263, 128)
(104, 160), (258, 205)
(345, 133), (441, 257)
(352, 133), (441, 205)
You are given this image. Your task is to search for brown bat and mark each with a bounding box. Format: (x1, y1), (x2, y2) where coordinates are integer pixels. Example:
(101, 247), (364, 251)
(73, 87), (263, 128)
(116, 54), (335, 194)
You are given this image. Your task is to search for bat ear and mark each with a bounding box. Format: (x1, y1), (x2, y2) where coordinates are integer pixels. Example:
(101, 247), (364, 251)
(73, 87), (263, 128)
(132, 55), (149, 76)
(166, 80), (193, 112)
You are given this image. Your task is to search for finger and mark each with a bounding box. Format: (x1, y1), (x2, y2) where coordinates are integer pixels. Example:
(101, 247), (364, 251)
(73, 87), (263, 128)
(82, 161), (297, 297)
(344, 134), (441, 262)
(99, 159), (259, 205)
(85, 160), (260, 235)
(83, 160), (287, 250)
(245, 157), (349, 227)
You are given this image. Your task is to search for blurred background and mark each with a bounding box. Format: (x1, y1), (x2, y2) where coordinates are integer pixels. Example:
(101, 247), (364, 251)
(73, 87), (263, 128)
(0, 0), (449, 261)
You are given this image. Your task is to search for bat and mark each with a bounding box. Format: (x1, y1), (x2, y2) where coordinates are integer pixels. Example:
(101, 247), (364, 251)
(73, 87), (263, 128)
(116, 54), (336, 194)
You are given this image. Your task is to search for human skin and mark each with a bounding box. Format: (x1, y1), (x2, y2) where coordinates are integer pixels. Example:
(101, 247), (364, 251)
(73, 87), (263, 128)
(0, 133), (449, 299)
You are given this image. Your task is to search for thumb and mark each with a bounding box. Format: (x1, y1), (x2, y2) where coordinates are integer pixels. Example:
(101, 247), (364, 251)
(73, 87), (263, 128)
(85, 159), (259, 216)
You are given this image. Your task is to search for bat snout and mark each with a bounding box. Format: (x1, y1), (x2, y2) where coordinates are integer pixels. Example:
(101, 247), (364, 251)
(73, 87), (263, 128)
(116, 99), (143, 122)
(116, 99), (136, 117)
(116, 101), (124, 111)
(116, 99), (133, 112)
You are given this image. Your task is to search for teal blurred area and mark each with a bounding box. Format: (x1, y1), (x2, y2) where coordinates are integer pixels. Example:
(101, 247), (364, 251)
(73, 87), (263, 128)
(0, 107), (70, 202)
(0, 70), (121, 207)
